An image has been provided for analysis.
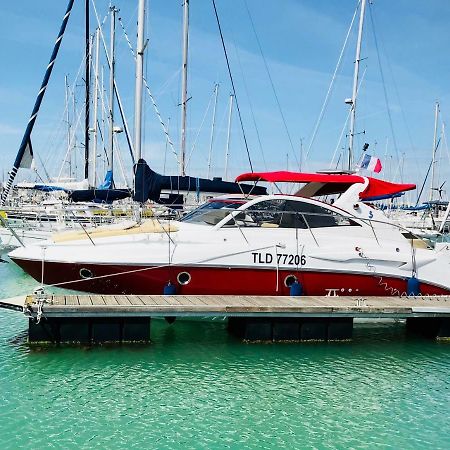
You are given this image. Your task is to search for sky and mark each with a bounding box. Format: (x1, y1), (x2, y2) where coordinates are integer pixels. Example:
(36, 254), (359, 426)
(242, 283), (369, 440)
(0, 0), (449, 199)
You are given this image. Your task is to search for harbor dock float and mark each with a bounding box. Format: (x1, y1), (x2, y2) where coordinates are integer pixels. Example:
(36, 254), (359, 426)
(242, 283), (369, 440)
(1, 293), (447, 344)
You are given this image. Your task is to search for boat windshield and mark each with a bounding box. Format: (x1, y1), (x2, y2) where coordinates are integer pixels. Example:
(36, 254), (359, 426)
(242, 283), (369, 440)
(181, 200), (245, 225)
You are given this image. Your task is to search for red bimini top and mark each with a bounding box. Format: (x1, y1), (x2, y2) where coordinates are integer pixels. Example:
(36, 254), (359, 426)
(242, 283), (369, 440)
(235, 171), (416, 200)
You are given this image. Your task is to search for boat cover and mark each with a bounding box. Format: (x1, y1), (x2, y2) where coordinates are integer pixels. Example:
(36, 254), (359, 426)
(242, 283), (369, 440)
(133, 159), (267, 204)
(235, 171), (415, 200)
(68, 188), (130, 203)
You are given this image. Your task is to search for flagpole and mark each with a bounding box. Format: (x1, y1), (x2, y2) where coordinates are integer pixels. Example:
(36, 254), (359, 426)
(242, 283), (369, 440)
(1, 0), (76, 205)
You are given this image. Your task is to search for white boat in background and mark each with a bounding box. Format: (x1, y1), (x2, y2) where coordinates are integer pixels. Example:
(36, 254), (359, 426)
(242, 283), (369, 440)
(9, 171), (450, 296)
(0, 195), (120, 248)
(0, 227), (51, 248)
(385, 102), (450, 239)
(387, 200), (450, 240)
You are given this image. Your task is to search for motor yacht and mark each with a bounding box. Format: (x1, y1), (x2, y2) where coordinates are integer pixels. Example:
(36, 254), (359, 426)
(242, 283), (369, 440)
(9, 172), (450, 296)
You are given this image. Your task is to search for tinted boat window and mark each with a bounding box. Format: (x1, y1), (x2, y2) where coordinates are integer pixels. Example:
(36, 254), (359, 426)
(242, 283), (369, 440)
(282, 200), (358, 228)
(229, 199), (358, 228)
(181, 201), (243, 225)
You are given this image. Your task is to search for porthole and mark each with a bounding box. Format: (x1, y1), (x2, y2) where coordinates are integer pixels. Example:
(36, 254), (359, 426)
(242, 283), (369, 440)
(284, 275), (297, 288)
(79, 268), (93, 279)
(177, 271), (191, 285)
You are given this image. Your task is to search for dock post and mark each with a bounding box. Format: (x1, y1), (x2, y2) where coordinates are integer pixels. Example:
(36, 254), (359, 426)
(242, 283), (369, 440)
(272, 318), (301, 341)
(228, 317), (354, 342)
(244, 318), (273, 341)
(407, 317), (450, 340)
(122, 317), (151, 343)
(28, 318), (60, 344)
(327, 318), (353, 341)
(300, 318), (328, 341)
(28, 317), (151, 344)
(59, 318), (90, 344)
(91, 318), (122, 343)
(228, 317), (272, 340)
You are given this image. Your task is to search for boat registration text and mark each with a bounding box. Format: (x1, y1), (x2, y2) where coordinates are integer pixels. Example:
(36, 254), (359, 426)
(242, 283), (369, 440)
(251, 252), (306, 266)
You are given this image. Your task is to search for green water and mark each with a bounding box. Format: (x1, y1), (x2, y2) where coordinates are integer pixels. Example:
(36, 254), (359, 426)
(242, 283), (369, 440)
(0, 258), (449, 449)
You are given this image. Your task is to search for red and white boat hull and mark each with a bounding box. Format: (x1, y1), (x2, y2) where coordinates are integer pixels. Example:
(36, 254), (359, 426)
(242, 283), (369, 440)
(9, 191), (450, 297)
(10, 257), (450, 296)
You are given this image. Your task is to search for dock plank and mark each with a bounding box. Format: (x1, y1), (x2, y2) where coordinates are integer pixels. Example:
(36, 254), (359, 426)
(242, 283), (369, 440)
(103, 295), (119, 306)
(146, 295), (171, 306)
(77, 296), (92, 306)
(90, 295), (106, 305)
(196, 296), (216, 306)
(139, 296), (159, 305)
(202, 296), (222, 306)
(51, 295), (65, 306)
(128, 295), (145, 306)
(181, 296), (202, 306)
(161, 296), (184, 306)
(115, 295), (132, 306)
(64, 295), (78, 306)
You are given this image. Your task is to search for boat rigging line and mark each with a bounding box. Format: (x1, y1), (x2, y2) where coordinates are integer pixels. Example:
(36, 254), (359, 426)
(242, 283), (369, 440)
(57, 94), (86, 180)
(0, 214), (25, 248)
(91, 0), (135, 165)
(329, 67), (368, 169)
(304, 2), (359, 169)
(207, 83), (220, 179)
(367, 1), (401, 178)
(38, 243), (280, 291)
(117, 16), (180, 167)
(368, 9), (421, 182)
(69, 210), (96, 246)
(1, 0), (76, 206)
(243, 0), (299, 170)
(233, 42), (267, 171)
(211, 0), (253, 173)
(186, 86), (216, 168)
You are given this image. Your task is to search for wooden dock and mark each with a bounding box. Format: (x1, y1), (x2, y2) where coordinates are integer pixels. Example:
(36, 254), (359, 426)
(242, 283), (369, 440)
(14, 294), (450, 344)
(23, 294), (450, 318)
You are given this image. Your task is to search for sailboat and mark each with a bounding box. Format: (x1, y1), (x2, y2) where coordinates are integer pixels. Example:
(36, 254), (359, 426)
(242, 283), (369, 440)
(0, 1), (127, 247)
(131, 0), (266, 208)
(385, 102), (450, 238)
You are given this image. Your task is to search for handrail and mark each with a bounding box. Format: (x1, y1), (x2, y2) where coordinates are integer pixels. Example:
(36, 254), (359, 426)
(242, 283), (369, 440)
(0, 214), (25, 247)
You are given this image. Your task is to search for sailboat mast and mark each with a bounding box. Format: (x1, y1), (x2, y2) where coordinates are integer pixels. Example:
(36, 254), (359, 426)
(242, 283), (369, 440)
(0, 0), (75, 206)
(347, 0), (366, 171)
(91, 27), (101, 187)
(107, 6), (117, 183)
(101, 67), (106, 175)
(134, 0), (146, 161)
(84, 0), (90, 182)
(207, 83), (219, 179)
(224, 94), (234, 180)
(430, 101), (440, 202)
(65, 75), (71, 178)
(180, 0), (189, 176)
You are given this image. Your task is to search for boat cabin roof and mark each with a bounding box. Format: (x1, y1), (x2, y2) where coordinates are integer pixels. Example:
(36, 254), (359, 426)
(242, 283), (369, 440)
(235, 171), (416, 200)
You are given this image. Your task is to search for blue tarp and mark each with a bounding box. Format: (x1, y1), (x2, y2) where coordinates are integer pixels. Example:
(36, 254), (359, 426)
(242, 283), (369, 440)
(97, 170), (113, 190)
(363, 192), (404, 202)
(30, 184), (67, 192)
